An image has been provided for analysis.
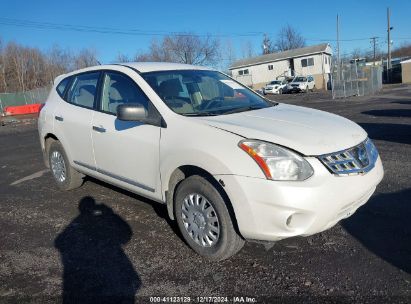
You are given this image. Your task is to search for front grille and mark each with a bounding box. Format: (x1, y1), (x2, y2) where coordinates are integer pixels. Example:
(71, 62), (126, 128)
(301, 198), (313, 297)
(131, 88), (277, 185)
(319, 138), (379, 176)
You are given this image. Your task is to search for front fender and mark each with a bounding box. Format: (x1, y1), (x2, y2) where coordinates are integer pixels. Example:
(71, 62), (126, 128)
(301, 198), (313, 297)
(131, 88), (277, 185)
(159, 118), (266, 196)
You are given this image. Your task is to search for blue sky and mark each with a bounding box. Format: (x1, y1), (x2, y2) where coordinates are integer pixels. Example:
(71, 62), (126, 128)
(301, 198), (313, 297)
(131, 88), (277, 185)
(1, 0), (410, 65)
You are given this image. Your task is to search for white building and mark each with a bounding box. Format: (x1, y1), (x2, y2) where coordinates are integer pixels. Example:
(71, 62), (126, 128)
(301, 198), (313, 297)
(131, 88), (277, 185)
(229, 43), (333, 90)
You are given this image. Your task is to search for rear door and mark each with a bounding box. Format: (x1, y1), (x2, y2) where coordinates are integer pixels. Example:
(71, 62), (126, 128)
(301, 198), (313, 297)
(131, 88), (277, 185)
(53, 71), (101, 170)
(91, 71), (161, 200)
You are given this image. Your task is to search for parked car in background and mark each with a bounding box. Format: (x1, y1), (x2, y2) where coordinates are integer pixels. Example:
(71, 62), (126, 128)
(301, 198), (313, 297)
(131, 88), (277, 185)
(263, 79), (287, 95)
(286, 75), (315, 93)
(39, 62), (383, 260)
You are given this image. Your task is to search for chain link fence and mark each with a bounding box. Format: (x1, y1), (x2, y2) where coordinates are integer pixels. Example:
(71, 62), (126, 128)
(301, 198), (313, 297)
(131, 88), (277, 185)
(0, 86), (51, 113)
(331, 62), (382, 99)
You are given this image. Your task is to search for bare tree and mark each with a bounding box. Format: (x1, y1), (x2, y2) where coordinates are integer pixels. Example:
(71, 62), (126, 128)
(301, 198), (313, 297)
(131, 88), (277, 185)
(241, 40), (255, 58)
(351, 48), (365, 60)
(0, 39), (102, 93)
(0, 38), (7, 92)
(135, 34), (220, 66)
(220, 38), (236, 72)
(262, 34), (274, 54)
(7, 42), (29, 92)
(392, 42), (411, 58)
(74, 48), (99, 69)
(46, 45), (73, 83)
(116, 53), (131, 63)
(134, 39), (172, 62)
(275, 25), (306, 52)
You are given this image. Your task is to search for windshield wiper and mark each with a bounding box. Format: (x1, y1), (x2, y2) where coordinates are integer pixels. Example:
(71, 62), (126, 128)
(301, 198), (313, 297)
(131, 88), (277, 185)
(222, 105), (268, 115)
(184, 112), (218, 117)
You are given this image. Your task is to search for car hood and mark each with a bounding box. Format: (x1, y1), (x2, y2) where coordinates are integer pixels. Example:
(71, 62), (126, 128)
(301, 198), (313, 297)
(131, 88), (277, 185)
(198, 103), (367, 155)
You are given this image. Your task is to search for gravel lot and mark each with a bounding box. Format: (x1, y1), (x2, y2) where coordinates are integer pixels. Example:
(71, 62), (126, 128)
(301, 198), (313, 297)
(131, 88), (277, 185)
(0, 85), (410, 303)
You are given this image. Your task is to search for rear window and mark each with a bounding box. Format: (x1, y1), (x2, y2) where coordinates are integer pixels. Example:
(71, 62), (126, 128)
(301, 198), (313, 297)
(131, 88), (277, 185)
(294, 77), (307, 82)
(56, 77), (71, 97)
(66, 72), (100, 109)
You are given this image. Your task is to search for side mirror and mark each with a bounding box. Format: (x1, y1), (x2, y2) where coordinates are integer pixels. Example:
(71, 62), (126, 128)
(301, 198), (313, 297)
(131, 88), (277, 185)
(117, 103), (147, 121)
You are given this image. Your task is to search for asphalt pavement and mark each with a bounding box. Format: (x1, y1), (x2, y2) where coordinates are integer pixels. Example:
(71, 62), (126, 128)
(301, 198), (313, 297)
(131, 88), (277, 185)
(0, 85), (410, 303)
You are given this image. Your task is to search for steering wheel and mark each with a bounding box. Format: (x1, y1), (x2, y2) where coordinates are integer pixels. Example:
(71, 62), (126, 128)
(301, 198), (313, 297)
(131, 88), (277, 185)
(200, 98), (223, 111)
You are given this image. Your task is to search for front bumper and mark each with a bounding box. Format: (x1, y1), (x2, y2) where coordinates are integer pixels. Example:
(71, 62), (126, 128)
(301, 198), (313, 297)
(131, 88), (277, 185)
(287, 86), (304, 92)
(264, 88), (280, 94)
(215, 156), (384, 241)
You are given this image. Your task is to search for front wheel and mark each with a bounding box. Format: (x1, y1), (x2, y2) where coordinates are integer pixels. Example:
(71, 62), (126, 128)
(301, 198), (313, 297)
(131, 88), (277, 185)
(174, 175), (244, 260)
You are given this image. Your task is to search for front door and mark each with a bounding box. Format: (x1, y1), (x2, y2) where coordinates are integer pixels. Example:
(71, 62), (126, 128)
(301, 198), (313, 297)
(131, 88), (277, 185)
(91, 71), (161, 199)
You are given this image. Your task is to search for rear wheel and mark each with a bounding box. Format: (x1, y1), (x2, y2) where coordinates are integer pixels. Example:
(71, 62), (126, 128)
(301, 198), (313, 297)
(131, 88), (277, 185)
(48, 141), (84, 191)
(174, 175), (244, 260)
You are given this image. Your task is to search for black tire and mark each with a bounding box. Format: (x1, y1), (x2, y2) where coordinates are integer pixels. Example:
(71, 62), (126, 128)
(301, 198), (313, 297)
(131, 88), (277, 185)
(48, 141), (84, 191)
(174, 175), (244, 260)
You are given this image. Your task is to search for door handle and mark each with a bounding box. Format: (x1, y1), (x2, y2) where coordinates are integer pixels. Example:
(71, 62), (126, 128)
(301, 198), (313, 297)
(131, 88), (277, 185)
(55, 116), (64, 121)
(92, 126), (106, 133)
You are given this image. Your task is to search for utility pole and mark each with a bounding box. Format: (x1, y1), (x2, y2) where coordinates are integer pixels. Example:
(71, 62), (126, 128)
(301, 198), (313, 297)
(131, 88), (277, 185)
(336, 14), (340, 81)
(387, 7), (392, 82)
(370, 37), (378, 65)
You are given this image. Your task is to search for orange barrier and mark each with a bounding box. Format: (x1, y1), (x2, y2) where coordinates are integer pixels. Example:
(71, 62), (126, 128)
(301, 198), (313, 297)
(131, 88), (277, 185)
(4, 103), (43, 116)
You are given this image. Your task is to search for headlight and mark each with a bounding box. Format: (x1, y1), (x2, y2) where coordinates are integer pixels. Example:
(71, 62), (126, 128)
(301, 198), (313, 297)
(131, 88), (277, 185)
(239, 140), (314, 181)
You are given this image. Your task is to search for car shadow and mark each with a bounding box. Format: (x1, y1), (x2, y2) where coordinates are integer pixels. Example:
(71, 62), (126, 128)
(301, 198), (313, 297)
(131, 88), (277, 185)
(390, 100), (411, 105)
(358, 123), (411, 145)
(341, 188), (411, 274)
(55, 196), (141, 303)
(84, 176), (183, 240)
(362, 109), (411, 118)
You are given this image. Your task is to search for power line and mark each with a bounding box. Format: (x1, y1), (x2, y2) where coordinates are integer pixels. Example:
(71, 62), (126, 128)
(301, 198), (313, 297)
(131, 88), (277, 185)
(0, 17), (263, 37)
(0, 17), (403, 42)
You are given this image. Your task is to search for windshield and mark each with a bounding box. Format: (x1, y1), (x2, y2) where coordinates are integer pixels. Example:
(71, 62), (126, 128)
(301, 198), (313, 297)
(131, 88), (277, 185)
(141, 70), (275, 116)
(269, 81), (281, 85)
(293, 77), (307, 82)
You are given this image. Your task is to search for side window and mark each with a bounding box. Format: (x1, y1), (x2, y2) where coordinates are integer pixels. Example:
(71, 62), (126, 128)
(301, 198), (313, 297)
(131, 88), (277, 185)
(301, 58), (314, 67)
(101, 72), (149, 114)
(301, 59), (307, 67)
(56, 77), (70, 98)
(307, 58), (314, 66)
(67, 72), (100, 109)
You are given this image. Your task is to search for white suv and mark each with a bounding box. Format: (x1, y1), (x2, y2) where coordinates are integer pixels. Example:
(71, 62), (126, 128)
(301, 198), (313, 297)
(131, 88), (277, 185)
(287, 75), (315, 93)
(263, 79), (287, 95)
(38, 62), (384, 260)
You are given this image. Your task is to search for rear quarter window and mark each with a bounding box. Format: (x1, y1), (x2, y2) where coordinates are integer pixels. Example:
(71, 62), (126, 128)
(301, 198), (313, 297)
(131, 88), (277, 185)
(56, 77), (71, 97)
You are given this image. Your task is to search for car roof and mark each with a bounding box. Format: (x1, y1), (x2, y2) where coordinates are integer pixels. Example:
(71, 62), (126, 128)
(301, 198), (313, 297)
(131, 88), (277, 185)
(55, 62), (213, 84)
(122, 62), (212, 73)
